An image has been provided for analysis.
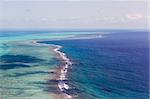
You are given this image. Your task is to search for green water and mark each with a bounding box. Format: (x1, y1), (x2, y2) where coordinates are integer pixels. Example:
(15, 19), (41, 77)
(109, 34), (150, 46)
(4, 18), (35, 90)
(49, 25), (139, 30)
(0, 30), (104, 99)
(0, 41), (58, 99)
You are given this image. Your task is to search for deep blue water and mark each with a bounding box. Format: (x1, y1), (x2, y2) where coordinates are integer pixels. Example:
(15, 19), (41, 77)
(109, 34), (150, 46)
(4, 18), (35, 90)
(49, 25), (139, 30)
(41, 31), (149, 99)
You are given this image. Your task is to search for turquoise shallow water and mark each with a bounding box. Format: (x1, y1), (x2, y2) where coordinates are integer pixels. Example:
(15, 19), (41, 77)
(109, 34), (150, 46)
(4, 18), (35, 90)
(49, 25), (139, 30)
(0, 31), (74, 99)
(0, 30), (104, 99)
(0, 41), (59, 99)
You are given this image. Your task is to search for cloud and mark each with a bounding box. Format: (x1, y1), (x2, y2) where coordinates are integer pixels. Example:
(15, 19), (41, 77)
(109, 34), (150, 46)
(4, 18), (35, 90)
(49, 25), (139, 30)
(148, 15), (150, 19)
(126, 14), (144, 20)
(41, 18), (48, 21)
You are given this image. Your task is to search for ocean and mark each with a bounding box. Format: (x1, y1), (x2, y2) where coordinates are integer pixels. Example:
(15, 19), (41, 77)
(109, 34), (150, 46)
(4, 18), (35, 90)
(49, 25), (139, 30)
(0, 30), (149, 99)
(40, 30), (149, 99)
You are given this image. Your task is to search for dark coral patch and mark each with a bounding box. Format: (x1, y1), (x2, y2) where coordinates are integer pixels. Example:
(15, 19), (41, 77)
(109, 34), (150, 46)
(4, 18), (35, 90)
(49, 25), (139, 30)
(8, 71), (54, 77)
(0, 63), (30, 70)
(0, 55), (44, 63)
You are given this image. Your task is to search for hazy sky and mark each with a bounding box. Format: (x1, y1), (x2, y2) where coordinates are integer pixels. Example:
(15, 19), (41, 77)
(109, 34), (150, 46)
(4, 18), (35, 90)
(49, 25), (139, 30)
(0, 0), (148, 29)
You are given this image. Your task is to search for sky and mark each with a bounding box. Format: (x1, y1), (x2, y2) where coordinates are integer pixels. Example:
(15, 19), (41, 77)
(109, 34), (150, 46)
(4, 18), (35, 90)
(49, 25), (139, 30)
(0, 0), (149, 30)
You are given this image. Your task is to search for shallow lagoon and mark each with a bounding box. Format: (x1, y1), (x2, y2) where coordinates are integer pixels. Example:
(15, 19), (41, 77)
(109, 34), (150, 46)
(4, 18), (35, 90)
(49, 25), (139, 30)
(0, 41), (58, 99)
(0, 30), (104, 99)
